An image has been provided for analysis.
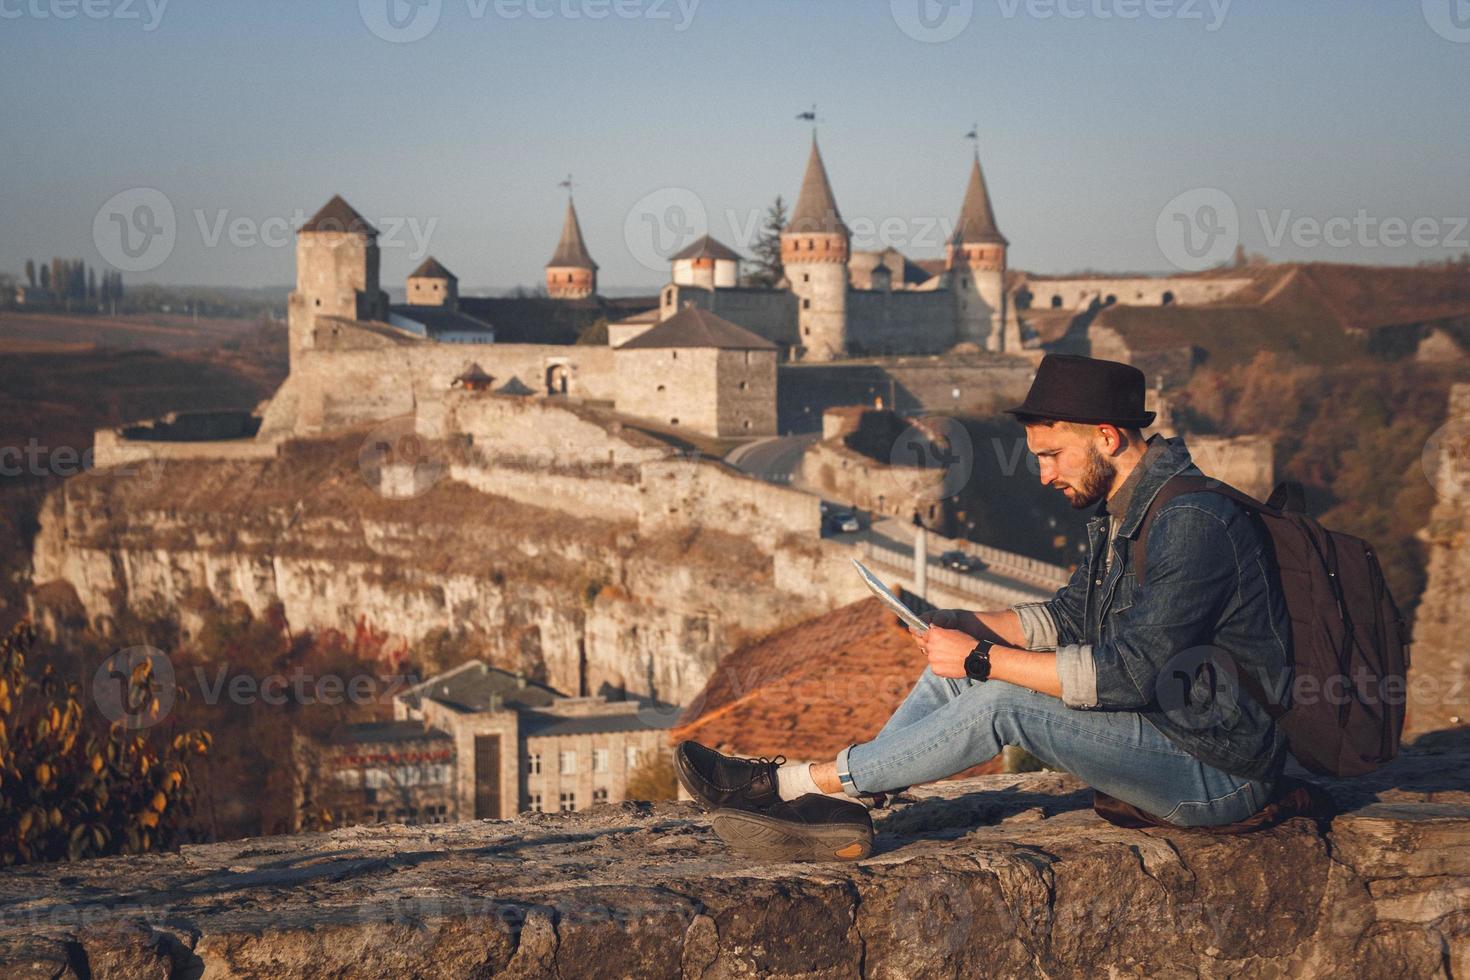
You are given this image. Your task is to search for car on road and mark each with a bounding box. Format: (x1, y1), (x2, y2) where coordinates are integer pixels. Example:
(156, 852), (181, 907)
(826, 512), (861, 534)
(939, 550), (984, 573)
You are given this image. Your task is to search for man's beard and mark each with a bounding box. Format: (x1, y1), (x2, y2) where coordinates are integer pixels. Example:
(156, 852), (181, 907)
(1062, 445), (1117, 510)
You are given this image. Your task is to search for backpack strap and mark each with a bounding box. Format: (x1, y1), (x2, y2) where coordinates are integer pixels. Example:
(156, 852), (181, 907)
(1130, 475), (1270, 585)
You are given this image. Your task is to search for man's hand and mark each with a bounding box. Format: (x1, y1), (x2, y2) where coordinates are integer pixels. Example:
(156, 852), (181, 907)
(908, 624), (977, 679)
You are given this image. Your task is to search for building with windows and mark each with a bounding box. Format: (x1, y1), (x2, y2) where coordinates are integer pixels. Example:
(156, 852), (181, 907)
(393, 660), (676, 819)
(292, 720), (456, 829)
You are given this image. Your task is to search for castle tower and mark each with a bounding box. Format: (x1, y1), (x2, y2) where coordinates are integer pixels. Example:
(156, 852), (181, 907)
(946, 151), (1008, 351)
(286, 195), (388, 370)
(781, 137), (850, 361)
(545, 198), (598, 300)
(405, 256), (458, 310)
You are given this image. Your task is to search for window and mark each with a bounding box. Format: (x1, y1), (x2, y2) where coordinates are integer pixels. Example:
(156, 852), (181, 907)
(802, 273), (810, 283)
(656, 384), (666, 392)
(625, 746), (641, 769)
(527, 752), (542, 775)
(560, 750), (577, 775)
(528, 793), (543, 813)
(802, 298), (811, 310)
(593, 788), (609, 805)
(559, 792), (577, 813)
(593, 748), (610, 773)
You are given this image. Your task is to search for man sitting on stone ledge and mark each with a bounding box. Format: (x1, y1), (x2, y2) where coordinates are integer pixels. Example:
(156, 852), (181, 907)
(677, 353), (1294, 861)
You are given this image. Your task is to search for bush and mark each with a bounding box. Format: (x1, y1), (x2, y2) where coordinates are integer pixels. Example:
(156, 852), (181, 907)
(0, 622), (210, 865)
(625, 749), (678, 802)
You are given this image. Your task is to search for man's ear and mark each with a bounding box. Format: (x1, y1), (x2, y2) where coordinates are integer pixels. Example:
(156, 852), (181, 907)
(1095, 423), (1123, 455)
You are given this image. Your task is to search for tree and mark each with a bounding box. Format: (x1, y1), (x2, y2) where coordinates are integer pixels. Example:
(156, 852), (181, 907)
(24, 260), (35, 288)
(625, 748), (678, 801)
(38, 264), (49, 291)
(87, 267), (98, 302)
(743, 195), (788, 288)
(0, 622), (211, 866)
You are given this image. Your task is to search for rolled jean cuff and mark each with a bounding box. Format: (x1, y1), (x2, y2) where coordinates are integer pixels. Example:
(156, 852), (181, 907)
(834, 744), (862, 798)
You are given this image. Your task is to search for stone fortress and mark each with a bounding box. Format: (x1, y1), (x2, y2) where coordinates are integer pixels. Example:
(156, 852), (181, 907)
(240, 135), (1259, 444)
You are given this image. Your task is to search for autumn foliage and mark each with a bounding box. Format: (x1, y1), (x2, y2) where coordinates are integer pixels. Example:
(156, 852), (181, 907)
(0, 622), (210, 866)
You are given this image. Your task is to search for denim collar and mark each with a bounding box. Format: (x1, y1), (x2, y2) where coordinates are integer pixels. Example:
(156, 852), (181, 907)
(1095, 434), (1197, 541)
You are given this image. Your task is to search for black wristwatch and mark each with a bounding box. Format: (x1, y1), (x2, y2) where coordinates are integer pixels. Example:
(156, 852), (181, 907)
(964, 638), (994, 682)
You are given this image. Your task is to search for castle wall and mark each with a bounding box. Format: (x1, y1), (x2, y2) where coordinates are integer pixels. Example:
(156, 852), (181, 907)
(714, 348), (778, 437)
(613, 347), (720, 435)
(281, 331), (618, 436)
(661, 285), (799, 350)
(846, 289), (958, 356)
(1017, 276), (1253, 313)
(1183, 434), (1275, 502)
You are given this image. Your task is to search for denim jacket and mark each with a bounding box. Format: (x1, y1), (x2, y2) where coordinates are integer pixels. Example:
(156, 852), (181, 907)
(1011, 435), (1293, 781)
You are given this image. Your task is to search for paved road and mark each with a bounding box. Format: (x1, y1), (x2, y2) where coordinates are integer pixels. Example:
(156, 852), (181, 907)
(724, 433), (820, 486)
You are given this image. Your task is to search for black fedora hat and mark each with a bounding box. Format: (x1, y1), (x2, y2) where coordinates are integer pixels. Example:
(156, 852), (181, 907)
(1006, 354), (1156, 428)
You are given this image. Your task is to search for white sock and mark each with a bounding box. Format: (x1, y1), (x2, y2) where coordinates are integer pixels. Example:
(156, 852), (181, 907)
(775, 762), (824, 801)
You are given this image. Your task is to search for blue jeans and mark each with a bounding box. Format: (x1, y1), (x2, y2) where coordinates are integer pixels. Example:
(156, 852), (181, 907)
(837, 669), (1274, 827)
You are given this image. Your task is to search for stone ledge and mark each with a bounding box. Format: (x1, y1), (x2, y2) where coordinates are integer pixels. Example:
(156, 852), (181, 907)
(4, 741), (1470, 979)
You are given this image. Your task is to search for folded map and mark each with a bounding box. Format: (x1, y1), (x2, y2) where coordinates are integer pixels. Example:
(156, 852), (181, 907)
(850, 558), (929, 633)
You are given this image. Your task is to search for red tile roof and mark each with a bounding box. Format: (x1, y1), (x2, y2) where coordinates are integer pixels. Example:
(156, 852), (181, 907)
(670, 595), (1004, 779)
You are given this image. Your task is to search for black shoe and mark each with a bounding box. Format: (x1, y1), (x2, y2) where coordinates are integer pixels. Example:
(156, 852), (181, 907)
(711, 794), (874, 862)
(674, 740), (783, 811)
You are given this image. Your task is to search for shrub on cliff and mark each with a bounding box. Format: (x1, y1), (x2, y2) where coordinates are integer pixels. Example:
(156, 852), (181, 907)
(0, 622), (211, 865)
(625, 749), (678, 802)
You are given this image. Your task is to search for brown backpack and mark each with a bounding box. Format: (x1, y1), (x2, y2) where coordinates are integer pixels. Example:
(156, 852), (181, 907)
(1132, 476), (1411, 777)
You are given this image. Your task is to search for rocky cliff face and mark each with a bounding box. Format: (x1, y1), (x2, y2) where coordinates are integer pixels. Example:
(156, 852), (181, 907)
(26, 431), (840, 707)
(1407, 382), (1470, 737)
(4, 737), (1470, 978)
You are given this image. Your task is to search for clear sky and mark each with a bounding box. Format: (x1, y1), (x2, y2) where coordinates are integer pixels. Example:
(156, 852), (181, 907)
(2, 0), (1467, 291)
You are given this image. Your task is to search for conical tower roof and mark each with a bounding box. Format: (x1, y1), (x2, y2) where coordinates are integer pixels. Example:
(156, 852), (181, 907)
(952, 152), (1006, 247)
(785, 137), (848, 237)
(410, 256), (456, 281)
(301, 195), (377, 236)
(546, 199), (598, 270)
